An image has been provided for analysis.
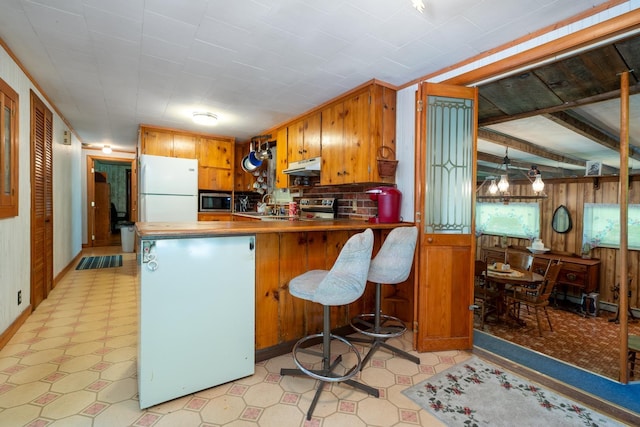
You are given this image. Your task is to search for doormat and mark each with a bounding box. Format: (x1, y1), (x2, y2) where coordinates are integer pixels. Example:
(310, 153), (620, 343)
(402, 355), (623, 426)
(76, 255), (122, 270)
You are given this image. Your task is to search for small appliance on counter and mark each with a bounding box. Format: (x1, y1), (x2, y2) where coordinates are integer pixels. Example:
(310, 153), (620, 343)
(366, 186), (402, 223)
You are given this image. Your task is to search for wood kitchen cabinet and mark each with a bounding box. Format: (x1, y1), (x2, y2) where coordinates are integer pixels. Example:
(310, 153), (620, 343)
(140, 127), (197, 159)
(198, 136), (234, 191)
(275, 127), (289, 189)
(287, 112), (321, 163)
(198, 212), (232, 221)
(234, 141), (253, 192)
(321, 82), (397, 185)
(140, 125), (235, 191)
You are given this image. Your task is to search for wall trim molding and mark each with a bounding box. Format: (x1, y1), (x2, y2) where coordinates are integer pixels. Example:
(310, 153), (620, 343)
(0, 306), (32, 351)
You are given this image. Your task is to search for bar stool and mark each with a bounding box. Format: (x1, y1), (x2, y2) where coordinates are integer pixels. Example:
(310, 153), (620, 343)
(280, 228), (379, 420)
(350, 226), (419, 366)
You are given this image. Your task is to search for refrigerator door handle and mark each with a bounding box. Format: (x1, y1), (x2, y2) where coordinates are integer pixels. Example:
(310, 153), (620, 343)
(249, 237), (255, 251)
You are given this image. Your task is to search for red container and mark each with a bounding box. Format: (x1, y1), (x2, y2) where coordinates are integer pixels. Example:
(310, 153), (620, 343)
(367, 186), (402, 223)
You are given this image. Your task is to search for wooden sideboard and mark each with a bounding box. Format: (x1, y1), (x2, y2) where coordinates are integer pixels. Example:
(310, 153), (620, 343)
(482, 247), (600, 294)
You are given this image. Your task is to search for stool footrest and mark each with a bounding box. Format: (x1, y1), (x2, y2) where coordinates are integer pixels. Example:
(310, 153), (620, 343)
(291, 333), (362, 383)
(351, 313), (407, 338)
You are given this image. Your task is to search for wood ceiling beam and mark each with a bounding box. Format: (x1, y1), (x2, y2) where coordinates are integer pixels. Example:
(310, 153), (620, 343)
(477, 151), (575, 177)
(478, 128), (585, 166)
(479, 83), (640, 126)
(544, 111), (640, 161)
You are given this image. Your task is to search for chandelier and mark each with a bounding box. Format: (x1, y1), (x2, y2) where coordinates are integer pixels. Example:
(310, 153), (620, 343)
(477, 148), (546, 202)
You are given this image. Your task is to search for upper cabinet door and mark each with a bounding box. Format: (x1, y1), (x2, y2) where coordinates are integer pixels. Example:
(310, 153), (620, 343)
(142, 129), (173, 157)
(172, 134), (197, 159)
(199, 137), (232, 169)
(415, 82), (478, 352)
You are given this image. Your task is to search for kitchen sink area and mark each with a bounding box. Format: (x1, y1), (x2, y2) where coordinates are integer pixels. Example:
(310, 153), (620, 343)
(234, 197), (339, 221)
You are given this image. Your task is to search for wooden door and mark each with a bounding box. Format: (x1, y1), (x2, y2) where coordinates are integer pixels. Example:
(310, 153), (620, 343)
(30, 91), (53, 309)
(93, 173), (111, 246)
(415, 82), (478, 351)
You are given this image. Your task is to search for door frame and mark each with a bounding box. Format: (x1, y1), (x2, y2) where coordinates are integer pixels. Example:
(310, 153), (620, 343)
(86, 155), (137, 247)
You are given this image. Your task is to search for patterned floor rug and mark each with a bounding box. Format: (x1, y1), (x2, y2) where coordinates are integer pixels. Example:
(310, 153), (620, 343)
(402, 356), (624, 426)
(75, 255), (122, 270)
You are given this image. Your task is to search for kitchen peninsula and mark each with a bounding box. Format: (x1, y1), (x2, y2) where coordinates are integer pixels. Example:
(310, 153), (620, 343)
(136, 220), (414, 408)
(136, 220), (414, 352)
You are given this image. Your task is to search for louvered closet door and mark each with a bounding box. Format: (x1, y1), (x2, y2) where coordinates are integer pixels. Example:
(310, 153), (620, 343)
(30, 91), (53, 309)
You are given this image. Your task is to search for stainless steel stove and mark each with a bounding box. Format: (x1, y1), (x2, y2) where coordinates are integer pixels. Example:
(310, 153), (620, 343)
(298, 198), (338, 220)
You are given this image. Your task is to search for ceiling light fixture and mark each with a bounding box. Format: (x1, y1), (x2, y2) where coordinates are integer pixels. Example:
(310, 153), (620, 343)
(477, 149), (547, 202)
(102, 145), (112, 154)
(192, 112), (218, 126)
(411, 0), (425, 13)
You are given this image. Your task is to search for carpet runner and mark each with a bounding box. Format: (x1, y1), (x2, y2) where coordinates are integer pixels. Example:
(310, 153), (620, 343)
(76, 255), (122, 270)
(402, 355), (623, 426)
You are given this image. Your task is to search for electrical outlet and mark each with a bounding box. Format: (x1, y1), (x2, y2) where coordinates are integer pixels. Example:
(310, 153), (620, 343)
(17, 290), (21, 305)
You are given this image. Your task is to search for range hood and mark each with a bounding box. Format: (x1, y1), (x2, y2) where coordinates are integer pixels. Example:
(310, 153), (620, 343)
(283, 157), (321, 176)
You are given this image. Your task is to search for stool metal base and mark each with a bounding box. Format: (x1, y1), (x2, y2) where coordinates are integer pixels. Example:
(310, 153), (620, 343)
(280, 306), (379, 420)
(350, 282), (420, 366)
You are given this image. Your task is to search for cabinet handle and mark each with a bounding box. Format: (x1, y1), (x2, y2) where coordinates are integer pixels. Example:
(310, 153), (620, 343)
(566, 273), (577, 281)
(427, 238), (433, 243)
(337, 171), (343, 176)
(343, 170), (349, 175)
(298, 150), (303, 155)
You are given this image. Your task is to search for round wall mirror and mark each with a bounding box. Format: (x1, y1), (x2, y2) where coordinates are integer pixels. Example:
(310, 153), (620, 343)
(552, 205), (572, 233)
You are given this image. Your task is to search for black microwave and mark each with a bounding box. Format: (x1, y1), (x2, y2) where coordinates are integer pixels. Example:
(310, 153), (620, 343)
(199, 192), (232, 212)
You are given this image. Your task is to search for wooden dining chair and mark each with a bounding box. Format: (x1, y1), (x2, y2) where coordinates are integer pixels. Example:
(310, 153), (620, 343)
(506, 250), (534, 271)
(506, 262), (563, 336)
(473, 260), (499, 328)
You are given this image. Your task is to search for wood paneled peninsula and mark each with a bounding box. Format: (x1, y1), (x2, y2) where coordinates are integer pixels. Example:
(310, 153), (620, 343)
(136, 221), (415, 360)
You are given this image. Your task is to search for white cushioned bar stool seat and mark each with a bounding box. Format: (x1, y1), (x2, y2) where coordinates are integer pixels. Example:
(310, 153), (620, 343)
(280, 228), (379, 421)
(350, 226), (420, 366)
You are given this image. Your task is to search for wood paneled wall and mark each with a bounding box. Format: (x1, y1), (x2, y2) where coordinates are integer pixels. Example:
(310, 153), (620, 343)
(477, 175), (640, 308)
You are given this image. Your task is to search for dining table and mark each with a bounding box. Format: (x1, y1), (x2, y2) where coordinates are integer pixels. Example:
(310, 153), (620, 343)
(485, 264), (545, 325)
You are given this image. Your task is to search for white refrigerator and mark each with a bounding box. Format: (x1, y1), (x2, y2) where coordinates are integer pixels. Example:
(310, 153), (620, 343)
(139, 154), (198, 222)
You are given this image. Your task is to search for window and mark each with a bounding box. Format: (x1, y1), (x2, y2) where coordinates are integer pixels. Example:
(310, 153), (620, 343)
(583, 203), (640, 250)
(0, 77), (18, 218)
(476, 202), (541, 239)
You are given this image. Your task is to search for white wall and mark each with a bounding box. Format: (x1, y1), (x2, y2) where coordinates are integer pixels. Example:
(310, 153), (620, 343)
(396, 84), (417, 223)
(0, 44), (83, 333)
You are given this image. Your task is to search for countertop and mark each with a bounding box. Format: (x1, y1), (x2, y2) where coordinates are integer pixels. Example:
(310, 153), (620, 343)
(136, 220), (412, 239)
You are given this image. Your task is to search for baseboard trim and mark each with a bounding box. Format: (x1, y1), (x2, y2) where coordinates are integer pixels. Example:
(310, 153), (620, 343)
(53, 250), (83, 289)
(0, 306), (32, 350)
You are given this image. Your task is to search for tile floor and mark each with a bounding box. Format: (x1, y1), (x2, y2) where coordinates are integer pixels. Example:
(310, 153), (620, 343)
(0, 247), (472, 427)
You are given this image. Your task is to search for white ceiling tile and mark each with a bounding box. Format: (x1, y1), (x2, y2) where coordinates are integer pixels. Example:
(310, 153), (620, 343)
(143, 10), (198, 47)
(145, 0), (209, 26)
(83, 4), (142, 42)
